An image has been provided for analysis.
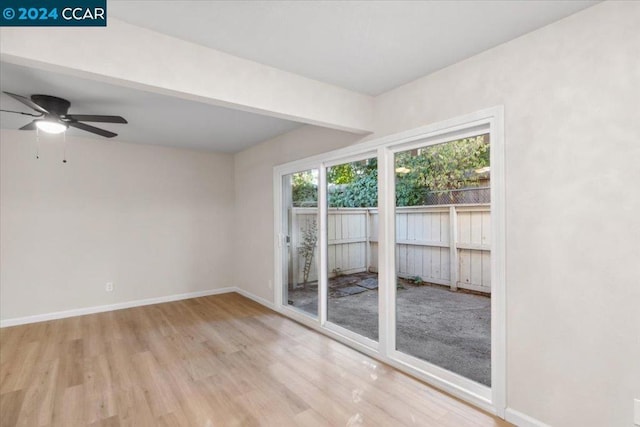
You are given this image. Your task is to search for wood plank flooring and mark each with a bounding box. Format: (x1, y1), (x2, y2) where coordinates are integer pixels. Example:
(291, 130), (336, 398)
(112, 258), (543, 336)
(0, 293), (512, 426)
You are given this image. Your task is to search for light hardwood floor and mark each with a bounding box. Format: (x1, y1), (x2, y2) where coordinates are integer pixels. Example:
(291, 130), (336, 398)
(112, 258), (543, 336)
(0, 293), (511, 426)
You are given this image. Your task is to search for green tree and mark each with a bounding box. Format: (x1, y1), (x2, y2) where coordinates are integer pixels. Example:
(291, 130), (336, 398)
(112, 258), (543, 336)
(327, 163), (355, 184)
(328, 158), (378, 207)
(290, 135), (489, 208)
(291, 171), (317, 207)
(396, 135), (489, 206)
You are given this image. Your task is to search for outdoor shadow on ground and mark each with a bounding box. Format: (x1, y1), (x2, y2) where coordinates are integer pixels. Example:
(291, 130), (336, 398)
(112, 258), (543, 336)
(289, 272), (491, 386)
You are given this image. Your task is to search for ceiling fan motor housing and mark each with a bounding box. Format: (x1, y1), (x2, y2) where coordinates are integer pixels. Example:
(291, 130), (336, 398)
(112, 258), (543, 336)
(30, 95), (71, 116)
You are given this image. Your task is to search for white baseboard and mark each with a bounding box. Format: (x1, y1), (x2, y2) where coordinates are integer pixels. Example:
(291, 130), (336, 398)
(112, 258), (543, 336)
(234, 288), (276, 310)
(505, 408), (551, 427)
(0, 287), (236, 328)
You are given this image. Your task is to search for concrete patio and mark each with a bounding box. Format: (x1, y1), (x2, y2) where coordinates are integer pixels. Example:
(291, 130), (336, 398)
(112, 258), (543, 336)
(288, 272), (491, 386)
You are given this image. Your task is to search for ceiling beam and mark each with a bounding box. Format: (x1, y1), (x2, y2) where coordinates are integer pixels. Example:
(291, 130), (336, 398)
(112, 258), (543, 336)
(0, 18), (374, 134)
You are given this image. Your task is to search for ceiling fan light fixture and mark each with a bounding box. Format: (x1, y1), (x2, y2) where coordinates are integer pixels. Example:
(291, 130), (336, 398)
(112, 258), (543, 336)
(4, 92), (125, 138)
(36, 119), (68, 135)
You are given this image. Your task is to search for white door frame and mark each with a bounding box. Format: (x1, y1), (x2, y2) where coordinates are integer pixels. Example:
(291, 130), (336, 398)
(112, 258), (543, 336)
(273, 106), (506, 417)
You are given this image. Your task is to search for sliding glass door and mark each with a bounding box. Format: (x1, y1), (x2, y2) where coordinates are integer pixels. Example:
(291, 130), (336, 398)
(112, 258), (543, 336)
(281, 169), (319, 318)
(393, 134), (492, 386)
(325, 157), (379, 342)
(275, 108), (504, 413)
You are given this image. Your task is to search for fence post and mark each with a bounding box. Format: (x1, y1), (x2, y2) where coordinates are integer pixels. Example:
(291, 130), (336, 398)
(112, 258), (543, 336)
(449, 206), (458, 291)
(365, 209), (370, 272)
(291, 208), (299, 287)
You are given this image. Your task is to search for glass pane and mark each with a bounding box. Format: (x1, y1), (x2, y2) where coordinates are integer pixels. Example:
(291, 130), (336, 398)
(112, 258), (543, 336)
(395, 134), (491, 386)
(282, 169), (319, 318)
(326, 158), (378, 341)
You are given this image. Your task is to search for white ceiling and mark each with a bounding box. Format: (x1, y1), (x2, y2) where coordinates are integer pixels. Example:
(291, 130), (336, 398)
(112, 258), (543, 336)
(110, 0), (598, 95)
(0, 62), (302, 152)
(1, 1), (599, 151)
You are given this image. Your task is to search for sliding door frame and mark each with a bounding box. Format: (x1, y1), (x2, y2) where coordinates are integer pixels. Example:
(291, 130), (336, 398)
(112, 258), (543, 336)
(383, 124), (495, 406)
(322, 151), (380, 349)
(273, 106), (505, 417)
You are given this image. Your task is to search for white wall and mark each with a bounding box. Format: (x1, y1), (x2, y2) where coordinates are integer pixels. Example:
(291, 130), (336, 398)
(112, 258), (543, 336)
(0, 130), (235, 321)
(233, 2), (640, 426)
(232, 125), (361, 301)
(374, 2), (640, 426)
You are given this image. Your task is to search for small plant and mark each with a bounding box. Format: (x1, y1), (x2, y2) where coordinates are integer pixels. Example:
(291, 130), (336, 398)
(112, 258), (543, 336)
(412, 275), (424, 285)
(298, 219), (318, 285)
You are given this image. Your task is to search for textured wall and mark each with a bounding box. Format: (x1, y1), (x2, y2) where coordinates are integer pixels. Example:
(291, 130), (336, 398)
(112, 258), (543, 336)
(233, 2), (640, 425)
(372, 2), (640, 426)
(1, 130), (235, 320)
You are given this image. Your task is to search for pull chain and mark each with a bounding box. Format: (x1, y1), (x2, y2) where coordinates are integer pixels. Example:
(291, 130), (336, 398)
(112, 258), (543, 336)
(62, 131), (67, 163)
(35, 128), (40, 159)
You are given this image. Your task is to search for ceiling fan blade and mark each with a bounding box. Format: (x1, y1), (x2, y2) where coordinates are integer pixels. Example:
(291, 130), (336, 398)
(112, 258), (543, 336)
(68, 121), (117, 138)
(64, 114), (128, 124)
(19, 120), (37, 130)
(3, 92), (49, 115)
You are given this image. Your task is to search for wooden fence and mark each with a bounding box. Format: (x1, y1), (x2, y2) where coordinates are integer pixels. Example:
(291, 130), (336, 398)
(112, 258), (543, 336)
(290, 204), (491, 294)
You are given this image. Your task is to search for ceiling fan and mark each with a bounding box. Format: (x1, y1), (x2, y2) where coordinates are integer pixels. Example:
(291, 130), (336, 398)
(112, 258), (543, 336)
(1, 92), (127, 138)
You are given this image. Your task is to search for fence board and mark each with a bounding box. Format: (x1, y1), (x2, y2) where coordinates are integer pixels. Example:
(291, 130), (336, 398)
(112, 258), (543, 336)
(290, 205), (490, 293)
(430, 212), (439, 242)
(481, 210), (491, 246)
(471, 249), (483, 286)
(369, 212), (379, 241)
(458, 249), (472, 286)
(458, 211), (471, 245)
(441, 247), (451, 282)
(482, 251), (491, 288)
(432, 247), (442, 280)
